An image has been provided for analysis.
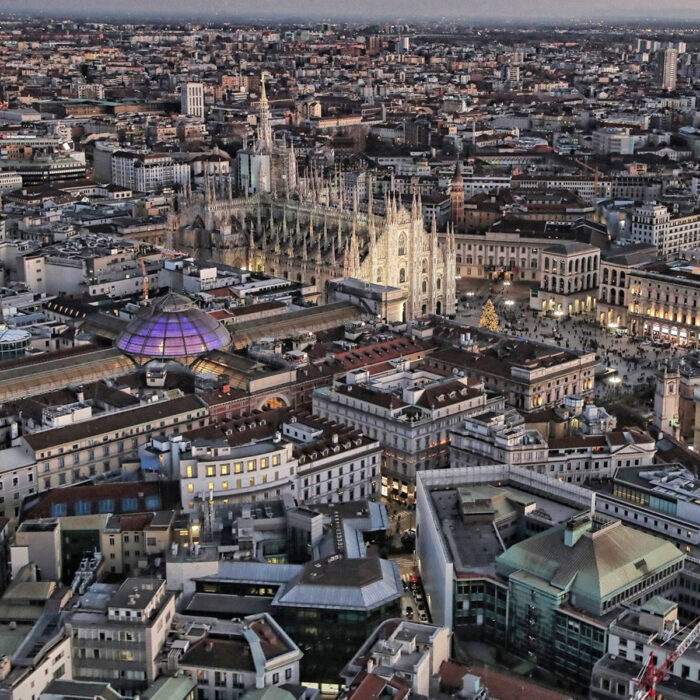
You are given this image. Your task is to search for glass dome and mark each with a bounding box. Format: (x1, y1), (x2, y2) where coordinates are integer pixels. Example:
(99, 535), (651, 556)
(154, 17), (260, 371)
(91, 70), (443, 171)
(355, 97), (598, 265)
(115, 293), (231, 364)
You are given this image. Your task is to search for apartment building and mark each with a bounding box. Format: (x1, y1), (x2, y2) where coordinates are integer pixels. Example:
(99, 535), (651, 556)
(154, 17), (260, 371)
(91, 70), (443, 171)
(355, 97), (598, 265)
(173, 411), (382, 512)
(512, 174), (612, 203)
(426, 328), (597, 412)
(340, 620), (452, 698)
(67, 577), (176, 693)
(100, 511), (175, 576)
(0, 615), (72, 700)
(449, 409), (548, 470)
(631, 203), (700, 257)
(313, 361), (503, 502)
(172, 614), (304, 700)
(111, 150), (189, 192)
(591, 598), (700, 700)
(593, 127), (636, 155)
(18, 395), (207, 504)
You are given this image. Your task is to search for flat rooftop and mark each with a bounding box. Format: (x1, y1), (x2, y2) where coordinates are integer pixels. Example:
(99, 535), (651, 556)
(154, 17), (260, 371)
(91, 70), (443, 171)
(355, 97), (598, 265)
(429, 484), (580, 575)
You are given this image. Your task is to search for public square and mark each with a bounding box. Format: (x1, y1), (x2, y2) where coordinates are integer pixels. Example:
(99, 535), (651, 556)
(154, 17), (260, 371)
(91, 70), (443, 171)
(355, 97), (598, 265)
(455, 280), (679, 411)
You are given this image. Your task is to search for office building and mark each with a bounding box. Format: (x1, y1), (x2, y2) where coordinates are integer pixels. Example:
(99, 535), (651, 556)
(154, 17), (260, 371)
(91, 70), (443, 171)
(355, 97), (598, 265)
(67, 577), (176, 693)
(181, 82), (205, 118)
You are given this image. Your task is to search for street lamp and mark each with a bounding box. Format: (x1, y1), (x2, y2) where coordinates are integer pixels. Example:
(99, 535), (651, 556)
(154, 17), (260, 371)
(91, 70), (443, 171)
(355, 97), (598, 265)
(504, 300), (515, 307)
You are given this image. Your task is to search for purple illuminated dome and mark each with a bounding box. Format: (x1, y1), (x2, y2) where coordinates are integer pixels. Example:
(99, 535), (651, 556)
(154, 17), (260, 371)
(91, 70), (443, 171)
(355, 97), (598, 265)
(115, 293), (231, 365)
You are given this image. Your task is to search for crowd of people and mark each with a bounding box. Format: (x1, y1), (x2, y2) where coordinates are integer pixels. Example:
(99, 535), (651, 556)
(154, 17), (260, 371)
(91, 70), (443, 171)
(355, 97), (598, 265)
(457, 292), (681, 403)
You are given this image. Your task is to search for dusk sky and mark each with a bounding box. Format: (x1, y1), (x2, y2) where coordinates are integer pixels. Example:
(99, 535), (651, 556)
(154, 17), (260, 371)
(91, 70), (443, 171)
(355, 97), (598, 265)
(4, 0), (700, 21)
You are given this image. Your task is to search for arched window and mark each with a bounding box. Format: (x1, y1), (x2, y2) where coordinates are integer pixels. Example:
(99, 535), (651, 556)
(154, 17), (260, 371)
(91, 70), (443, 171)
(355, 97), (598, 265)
(398, 234), (406, 256)
(399, 268), (406, 284)
(544, 257), (550, 271)
(422, 280), (427, 293)
(437, 277), (442, 290)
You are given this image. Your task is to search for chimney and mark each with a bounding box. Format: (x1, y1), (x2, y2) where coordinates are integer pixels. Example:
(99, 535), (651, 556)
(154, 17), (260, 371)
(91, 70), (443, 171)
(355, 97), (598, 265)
(563, 515), (591, 548)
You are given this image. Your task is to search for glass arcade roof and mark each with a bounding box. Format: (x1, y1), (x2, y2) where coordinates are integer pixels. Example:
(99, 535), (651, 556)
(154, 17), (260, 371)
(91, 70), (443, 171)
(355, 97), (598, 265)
(115, 293), (231, 363)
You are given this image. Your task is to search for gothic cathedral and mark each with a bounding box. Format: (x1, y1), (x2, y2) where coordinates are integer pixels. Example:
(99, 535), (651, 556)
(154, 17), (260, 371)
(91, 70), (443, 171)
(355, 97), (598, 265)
(169, 76), (456, 321)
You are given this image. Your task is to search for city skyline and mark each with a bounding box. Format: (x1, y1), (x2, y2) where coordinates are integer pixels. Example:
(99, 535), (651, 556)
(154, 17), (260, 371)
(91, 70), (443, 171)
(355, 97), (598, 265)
(3, 0), (700, 22)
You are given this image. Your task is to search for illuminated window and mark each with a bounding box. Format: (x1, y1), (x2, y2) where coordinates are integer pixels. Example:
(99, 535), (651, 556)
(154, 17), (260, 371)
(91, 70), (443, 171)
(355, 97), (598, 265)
(262, 474), (268, 484)
(272, 455), (280, 466)
(208, 482), (214, 491)
(248, 460), (256, 472)
(206, 466), (215, 477)
(187, 483), (194, 493)
(186, 465), (194, 478)
(249, 477), (255, 487)
(234, 462), (243, 474)
(221, 464), (230, 476)
(261, 457), (269, 469)
(222, 481), (228, 490)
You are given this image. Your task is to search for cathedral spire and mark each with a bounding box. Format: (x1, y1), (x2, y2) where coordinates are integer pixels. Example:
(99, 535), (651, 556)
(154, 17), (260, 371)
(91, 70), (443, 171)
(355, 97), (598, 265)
(258, 72), (272, 149)
(274, 224), (280, 254)
(337, 218), (343, 248)
(248, 221), (255, 253)
(315, 235), (322, 265)
(368, 176), (374, 217)
(301, 230), (307, 261)
(287, 140), (297, 194)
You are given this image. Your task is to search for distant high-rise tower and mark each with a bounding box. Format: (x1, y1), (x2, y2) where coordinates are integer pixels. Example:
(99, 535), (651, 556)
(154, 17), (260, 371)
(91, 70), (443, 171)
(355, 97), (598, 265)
(181, 82), (204, 118)
(661, 48), (678, 91)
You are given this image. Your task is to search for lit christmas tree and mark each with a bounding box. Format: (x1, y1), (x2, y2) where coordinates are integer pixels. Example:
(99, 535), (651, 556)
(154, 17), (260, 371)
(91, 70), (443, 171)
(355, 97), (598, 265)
(479, 299), (500, 331)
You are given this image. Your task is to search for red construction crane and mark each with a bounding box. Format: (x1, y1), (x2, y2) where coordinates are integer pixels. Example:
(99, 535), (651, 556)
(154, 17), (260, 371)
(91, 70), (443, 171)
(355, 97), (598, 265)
(630, 618), (700, 700)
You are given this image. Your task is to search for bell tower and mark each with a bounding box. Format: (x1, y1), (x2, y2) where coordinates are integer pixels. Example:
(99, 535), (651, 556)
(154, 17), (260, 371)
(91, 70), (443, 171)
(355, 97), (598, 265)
(450, 160), (465, 230)
(653, 363), (680, 436)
